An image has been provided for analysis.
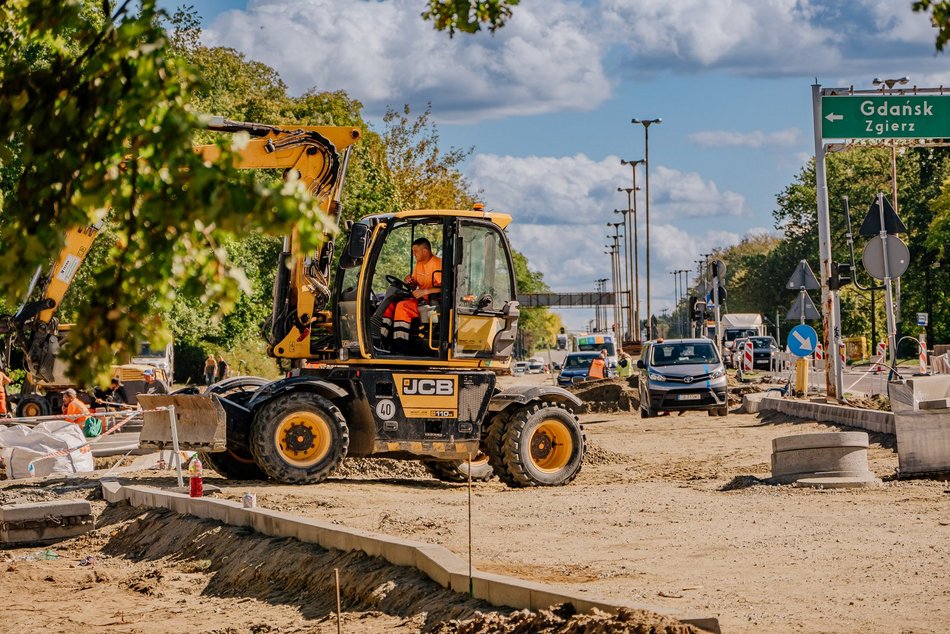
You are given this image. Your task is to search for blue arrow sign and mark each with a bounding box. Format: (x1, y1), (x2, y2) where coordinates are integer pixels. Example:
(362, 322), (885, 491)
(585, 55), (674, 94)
(787, 324), (818, 358)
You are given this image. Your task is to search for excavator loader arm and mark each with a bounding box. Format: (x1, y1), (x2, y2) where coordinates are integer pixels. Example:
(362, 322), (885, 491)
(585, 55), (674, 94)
(197, 118), (361, 359)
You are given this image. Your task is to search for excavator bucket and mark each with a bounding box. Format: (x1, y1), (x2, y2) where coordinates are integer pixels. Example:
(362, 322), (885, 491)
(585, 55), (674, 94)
(137, 394), (227, 452)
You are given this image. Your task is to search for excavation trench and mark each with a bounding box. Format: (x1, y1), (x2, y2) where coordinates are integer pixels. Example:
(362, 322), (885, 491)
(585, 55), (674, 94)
(89, 503), (699, 633)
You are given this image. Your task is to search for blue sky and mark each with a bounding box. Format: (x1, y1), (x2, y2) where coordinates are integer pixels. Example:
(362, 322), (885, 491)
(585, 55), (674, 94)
(164, 0), (948, 332)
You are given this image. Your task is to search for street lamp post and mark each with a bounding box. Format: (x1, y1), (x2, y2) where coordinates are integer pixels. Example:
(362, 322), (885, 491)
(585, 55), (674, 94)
(613, 205), (631, 340)
(631, 118), (661, 339)
(670, 270), (679, 337)
(604, 242), (619, 338)
(621, 158), (645, 342)
(608, 221), (626, 340)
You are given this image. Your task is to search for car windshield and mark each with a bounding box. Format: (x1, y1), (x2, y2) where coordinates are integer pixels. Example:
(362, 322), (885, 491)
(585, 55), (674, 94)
(750, 337), (776, 348)
(565, 354), (597, 368)
(651, 342), (719, 367)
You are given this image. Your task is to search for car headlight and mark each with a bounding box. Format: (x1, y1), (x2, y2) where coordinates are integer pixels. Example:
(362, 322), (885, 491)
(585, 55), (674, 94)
(648, 372), (667, 382)
(710, 368), (725, 379)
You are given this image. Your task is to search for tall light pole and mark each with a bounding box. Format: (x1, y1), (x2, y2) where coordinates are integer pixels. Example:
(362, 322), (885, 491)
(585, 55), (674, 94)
(631, 118), (661, 339)
(608, 221), (626, 340)
(621, 158), (645, 341)
(613, 205), (631, 340)
(670, 270), (679, 337)
(604, 242), (619, 337)
(682, 269), (691, 336)
(595, 278), (608, 332)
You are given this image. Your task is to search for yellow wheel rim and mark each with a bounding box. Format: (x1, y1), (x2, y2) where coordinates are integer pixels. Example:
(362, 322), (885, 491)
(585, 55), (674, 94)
(22, 402), (41, 417)
(274, 411), (332, 468)
(529, 419), (573, 472)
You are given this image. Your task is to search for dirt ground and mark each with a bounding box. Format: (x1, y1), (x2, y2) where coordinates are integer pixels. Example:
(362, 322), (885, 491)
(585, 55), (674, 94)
(3, 371), (949, 633)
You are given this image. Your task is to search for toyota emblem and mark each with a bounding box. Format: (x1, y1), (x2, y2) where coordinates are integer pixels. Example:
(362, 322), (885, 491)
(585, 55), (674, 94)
(683, 376), (693, 383)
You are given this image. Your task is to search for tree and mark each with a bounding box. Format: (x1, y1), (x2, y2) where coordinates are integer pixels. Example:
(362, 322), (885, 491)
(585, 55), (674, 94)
(0, 0), (333, 384)
(913, 0), (950, 51)
(422, 0), (520, 36)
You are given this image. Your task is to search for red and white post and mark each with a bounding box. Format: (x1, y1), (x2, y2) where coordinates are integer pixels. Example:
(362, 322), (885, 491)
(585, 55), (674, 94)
(919, 333), (928, 375)
(743, 340), (754, 372)
(873, 341), (887, 374)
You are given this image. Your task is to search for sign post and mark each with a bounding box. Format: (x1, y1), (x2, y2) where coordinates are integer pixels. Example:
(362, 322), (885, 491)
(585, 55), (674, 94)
(812, 84), (841, 400)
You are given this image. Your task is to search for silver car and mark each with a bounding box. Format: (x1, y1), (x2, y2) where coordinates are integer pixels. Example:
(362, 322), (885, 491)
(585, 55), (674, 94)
(636, 338), (728, 417)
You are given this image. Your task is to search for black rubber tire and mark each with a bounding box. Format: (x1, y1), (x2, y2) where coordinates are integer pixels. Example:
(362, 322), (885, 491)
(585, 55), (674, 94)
(16, 395), (50, 418)
(250, 392), (349, 484)
(201, 448), (267, 481)
(500, 402), (586, 487)
(207, 376), (269, 396)
(718, 406), (729, 417)
(484, 412), (518, 486)
(423, 453), (495, 483)
(639, 387), (654, 418)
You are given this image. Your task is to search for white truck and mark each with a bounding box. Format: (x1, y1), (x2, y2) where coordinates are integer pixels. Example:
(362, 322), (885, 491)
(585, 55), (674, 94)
(721, 314), (766, 367)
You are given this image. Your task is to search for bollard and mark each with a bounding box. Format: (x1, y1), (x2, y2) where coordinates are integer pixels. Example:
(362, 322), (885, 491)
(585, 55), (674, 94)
(873, 341), (887, 374)
(742, 340), (754, 372)
(795, 357), (809, 395)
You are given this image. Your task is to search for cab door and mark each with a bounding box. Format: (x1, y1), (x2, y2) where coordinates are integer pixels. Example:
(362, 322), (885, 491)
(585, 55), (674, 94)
(452, 220), (519, 361)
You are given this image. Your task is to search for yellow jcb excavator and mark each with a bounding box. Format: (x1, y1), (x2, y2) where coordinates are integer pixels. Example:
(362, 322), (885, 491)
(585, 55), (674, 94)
(9, 116), (587, 487)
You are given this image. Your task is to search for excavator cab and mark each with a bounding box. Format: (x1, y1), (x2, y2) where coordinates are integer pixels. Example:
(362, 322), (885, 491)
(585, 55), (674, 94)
(336, 209), (520, 363)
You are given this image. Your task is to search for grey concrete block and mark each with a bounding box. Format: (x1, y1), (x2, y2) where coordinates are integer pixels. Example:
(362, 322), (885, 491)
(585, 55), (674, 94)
(1, 499), (94, 545)
(100, 479), (125, 503)
(772, 431), (868, 452)
(246, 509), (304, 540)
(414, 545), (466, 588)
(360, 534), (420, 568)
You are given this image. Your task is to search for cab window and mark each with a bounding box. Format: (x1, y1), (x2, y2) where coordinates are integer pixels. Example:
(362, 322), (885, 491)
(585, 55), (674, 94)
(456, 223), (513, 313)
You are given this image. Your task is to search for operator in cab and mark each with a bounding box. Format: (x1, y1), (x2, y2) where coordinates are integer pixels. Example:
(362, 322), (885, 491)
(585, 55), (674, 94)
(381, 237), (441, 353)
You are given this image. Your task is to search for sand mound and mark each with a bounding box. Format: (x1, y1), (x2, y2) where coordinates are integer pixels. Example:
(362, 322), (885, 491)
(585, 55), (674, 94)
(568, 378), (640, 413)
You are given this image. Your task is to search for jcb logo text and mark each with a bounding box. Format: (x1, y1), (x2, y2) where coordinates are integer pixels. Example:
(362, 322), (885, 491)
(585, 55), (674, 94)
(402, 378), (454, 396)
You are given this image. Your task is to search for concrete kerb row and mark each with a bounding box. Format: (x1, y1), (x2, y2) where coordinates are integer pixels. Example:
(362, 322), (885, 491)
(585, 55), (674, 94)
(742, 393), (894, 435)
(99, 479), (719, 633)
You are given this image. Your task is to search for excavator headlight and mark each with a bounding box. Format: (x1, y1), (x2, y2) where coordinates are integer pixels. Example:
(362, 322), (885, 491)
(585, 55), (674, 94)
(339, 348), (349, 361)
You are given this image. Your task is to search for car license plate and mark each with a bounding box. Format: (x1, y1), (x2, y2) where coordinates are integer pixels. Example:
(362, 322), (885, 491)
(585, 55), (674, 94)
(677, 394), (701, 401)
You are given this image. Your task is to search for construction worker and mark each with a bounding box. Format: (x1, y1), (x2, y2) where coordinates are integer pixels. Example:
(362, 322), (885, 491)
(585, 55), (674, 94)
(588, 349), (608, 380)
(62, 388), (90, 427)
(0, 367), (11, 417)
(381, 237), (442, 352)
(143, 368), (169, 394)
(617, 352), (632, 379)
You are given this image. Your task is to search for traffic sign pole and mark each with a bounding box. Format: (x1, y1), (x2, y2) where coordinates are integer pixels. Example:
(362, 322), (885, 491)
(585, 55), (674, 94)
(878, 193), (898, 378)
(812, 83), (843, 400)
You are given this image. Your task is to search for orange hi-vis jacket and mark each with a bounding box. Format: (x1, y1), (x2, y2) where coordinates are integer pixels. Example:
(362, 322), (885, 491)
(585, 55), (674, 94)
(64, 399), (90, 426)
(588, 357), (606, 379)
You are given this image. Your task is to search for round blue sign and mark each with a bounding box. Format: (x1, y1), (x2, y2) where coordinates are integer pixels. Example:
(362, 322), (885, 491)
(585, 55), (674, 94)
(787, 324), (819, 358)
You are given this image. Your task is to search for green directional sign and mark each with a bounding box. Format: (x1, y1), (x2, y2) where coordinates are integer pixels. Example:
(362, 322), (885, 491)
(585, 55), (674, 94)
(821, 95), (950, 139)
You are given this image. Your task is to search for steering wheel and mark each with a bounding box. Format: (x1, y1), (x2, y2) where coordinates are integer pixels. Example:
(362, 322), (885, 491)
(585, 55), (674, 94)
(386, 274), (414, 294)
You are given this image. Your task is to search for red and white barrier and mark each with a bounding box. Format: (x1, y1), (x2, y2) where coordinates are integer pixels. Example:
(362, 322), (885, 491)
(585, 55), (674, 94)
(839, 343), (847, 365)
(742, 340), (754, 372)
(919, 344), (928, 375)
(814, 342), (824, 361)
(872, 341), (887, 373)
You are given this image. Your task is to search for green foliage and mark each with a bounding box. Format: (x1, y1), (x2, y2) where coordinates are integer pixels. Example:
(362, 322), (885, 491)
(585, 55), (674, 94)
(913, 0), (950, 51)
(383, 104), (475, 210)
(422, 0), (520, 36)
(0, 0), (333, 384)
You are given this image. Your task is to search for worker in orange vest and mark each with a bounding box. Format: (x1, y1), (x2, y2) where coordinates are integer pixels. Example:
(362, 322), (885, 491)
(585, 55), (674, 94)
(62, 388), (90, 427)
(588, 349), (608, 380)
(381, 237), (442, 353)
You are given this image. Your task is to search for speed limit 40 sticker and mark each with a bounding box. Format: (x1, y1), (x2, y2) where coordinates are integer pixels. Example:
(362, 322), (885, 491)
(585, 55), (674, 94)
(375, 399), (396, 420)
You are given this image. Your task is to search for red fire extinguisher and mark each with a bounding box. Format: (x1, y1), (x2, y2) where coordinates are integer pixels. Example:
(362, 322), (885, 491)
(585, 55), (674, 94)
(188, 455), (203, 498)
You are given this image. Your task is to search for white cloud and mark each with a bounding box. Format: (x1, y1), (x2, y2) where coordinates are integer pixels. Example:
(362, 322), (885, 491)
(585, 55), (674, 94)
(688, 128), (800, 148)
(468, 153), (746, 225)
(601, 0), (838, 75)
(204, 0), (611, 122)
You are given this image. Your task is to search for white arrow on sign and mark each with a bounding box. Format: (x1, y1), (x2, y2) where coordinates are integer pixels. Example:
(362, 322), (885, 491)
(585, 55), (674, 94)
(825, 112), (843, 122)
(792, 330), (814, 351)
